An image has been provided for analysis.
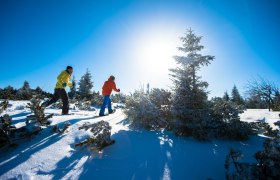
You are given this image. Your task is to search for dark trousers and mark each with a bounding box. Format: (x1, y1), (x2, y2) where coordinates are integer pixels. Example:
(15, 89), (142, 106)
(47, 88), (69, 114)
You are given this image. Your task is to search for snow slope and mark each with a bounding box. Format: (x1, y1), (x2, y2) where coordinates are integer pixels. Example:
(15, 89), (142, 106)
(0, 102), (276, 180)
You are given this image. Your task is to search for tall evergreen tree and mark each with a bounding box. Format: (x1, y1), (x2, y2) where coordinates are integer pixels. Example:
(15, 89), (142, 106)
(35, 86), (43, 94)
(231, 85), (244, 105)
(19, 81), (32, 100)
(22, 81), (31, 91)
(68, 75), (77, 99)
(223, 91), (230, 101)
(169, 28), (214, 137)
(78, 69), (93, 99)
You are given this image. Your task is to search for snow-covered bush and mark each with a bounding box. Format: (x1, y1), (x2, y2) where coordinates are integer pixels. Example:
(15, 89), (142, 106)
(149, 88), (172, 122)
(0, 114), (16, 149)
(254, 136), (280, 179)
(111, 93), (127, 103)
(27, 96), (53, 126)
(76, 120), (115, 151)
(253, 126), (280, 178)
(170, 96), (250, 141)
(225, 134), (280, 179)
(75, 99), (92, 110)
(0, 100), (8, 114)
(124, 90), (168, 130)
(1, 113), (42, 151)
(250, 121), (279, 137)
(90, 93), (103, 107)
(149, 88), (171, 108)
(209, 97), (252, 140)
(72, 92), (102, 110)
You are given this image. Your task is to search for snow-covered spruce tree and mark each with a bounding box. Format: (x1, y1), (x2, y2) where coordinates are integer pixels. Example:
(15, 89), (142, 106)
(78, 69), (94, 99)
(124, 89), (168, 130)
(223, 91), (230, 101)
(18, 81), (32, 100)
(169, 29), (214, 139)
(209, 97), (252, 140)
(68, 75), (77, 99)
(231, 85), (245, 106)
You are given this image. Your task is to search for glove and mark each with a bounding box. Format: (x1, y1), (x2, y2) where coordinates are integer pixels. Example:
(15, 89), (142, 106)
(62, 83), (67, 87)
(118, 89), (120, 92)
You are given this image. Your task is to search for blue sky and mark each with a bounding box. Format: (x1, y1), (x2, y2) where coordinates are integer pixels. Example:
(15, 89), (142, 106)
(1, 0), (279, 97)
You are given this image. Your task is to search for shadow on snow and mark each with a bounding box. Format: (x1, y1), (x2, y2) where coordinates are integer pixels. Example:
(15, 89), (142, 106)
(38, 130), (264, 180)
(0, 130), (64, 176)
(0, 110), (265, 179)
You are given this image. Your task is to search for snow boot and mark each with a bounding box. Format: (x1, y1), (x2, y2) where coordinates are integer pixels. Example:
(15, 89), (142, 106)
(109, 109), (116, 114)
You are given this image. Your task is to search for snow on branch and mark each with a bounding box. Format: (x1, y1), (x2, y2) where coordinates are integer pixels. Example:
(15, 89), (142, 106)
(26, 96), (53, 126)
(75, 120), (115, 151)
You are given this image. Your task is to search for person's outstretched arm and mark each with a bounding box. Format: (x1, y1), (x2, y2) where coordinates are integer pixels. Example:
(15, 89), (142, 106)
(112, 82), (120, 92)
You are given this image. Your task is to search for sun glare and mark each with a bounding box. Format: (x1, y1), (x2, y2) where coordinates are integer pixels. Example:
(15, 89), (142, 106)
(134, 30), (178, 78)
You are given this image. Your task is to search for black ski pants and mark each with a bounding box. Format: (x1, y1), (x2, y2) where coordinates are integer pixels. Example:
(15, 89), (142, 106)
(47, 88), (69, 114)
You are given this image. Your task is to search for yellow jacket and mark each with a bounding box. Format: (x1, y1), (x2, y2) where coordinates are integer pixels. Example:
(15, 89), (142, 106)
(55, 70), (73, 89)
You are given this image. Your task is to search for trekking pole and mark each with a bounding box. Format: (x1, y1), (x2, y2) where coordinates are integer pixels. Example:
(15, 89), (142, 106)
(118, 92), (122, 104)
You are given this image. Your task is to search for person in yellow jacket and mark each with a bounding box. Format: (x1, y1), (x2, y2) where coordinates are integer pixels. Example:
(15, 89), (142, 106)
(41, 66), (73, 115)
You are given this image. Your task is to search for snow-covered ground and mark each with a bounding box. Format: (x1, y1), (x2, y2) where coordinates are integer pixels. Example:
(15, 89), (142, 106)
(240, 109), (280, 129)
(0, 101), (278, 180)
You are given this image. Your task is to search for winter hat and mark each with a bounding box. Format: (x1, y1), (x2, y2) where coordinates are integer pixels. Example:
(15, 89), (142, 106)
(109, 75), (115, 81)
(66, 66), (73, 70)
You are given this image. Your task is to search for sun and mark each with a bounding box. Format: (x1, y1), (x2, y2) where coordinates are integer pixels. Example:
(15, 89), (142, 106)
(134, 29), (178, 77)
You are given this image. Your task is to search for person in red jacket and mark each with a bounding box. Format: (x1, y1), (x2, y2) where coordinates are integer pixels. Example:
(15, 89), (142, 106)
(99, 75), (120, 116)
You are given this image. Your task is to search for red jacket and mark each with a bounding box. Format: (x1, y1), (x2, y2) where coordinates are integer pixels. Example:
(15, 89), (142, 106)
(102, 79), (118, 96)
